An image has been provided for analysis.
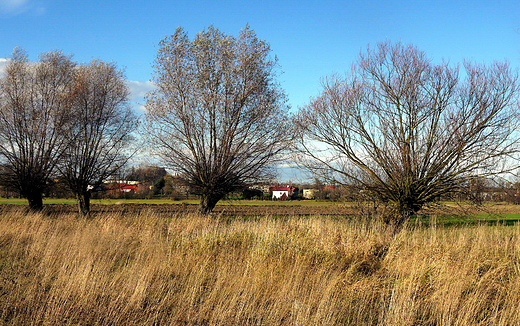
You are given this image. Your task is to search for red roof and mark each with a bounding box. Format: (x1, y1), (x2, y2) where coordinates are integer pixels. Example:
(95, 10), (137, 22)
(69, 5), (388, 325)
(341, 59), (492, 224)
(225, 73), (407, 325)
(269, 186), (291, 191)
(120, 184), (138, 190)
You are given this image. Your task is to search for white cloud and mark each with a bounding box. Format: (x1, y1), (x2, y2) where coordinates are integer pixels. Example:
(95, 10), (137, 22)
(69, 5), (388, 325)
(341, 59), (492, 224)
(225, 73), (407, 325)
(127, 80), (155, 112)
(0, 58), (9, 77)
(0, 0), (28, 11)
(278, 163), (299, 168)
(127, 80), (155, 102)
(0, 0), (44, 15)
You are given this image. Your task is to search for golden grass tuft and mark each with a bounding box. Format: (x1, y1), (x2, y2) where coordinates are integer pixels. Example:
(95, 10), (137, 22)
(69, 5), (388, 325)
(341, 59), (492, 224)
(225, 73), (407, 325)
(0, 209), (519, 325)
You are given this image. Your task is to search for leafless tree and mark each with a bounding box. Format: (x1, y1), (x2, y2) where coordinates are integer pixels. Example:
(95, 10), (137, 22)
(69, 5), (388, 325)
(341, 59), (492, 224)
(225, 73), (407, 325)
(145, 25), (291, 213)
(59, 60), (137, 216)
(0, 48), (75, 210)
(295, 41), (520, 228)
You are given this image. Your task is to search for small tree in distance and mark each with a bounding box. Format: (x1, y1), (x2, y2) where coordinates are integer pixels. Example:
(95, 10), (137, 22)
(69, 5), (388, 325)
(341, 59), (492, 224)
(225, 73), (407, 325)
(145, 25), (291, 214)
(295, 41), (520, 229)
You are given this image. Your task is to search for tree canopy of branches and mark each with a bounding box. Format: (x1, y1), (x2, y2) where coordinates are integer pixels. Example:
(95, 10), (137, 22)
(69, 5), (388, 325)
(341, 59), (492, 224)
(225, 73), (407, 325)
(0, 49), (136, 214)
(145, 25), (290, 214)
(59, 60), (136, 216)
(0, 48), (75, 210)
(295, 41), (520, 228)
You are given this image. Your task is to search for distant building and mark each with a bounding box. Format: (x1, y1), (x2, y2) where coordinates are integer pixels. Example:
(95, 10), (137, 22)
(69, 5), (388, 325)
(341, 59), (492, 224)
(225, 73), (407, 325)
(269, 186), (298, 200)
(102, 182), (139, 196)
(322, 186), (336, 191)
(104, 180), (139, 185)
(119, 184), (138, 193)
(249, 184), (270, 194)
(303, 189), (318, 199)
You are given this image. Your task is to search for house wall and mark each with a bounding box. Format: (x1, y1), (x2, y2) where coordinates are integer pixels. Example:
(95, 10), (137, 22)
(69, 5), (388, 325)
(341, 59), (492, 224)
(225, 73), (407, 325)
(272, 190), (289, 199)
(303, 189), (318, 199)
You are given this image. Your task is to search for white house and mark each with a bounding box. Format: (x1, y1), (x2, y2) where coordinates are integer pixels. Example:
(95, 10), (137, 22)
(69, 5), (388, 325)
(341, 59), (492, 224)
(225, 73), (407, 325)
(270, 186), (297, 199)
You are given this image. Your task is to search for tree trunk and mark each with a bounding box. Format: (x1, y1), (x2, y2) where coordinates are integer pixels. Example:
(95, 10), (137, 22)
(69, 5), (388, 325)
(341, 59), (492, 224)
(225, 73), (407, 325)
(27, 192), (43, 211)
(395, 209), (412, 231)
(392, 204), (419, 233)
(77, 191), (91, 217)
(198, 193), (221, 215)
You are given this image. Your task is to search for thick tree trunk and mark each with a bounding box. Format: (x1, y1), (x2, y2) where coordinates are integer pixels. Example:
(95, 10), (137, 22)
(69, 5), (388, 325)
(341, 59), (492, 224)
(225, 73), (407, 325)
(27, 192), (43, 211)
(77, 191), (91, 217)
(198, 193), (222, 215)
(395, 209), (413, 230)
(393, 204), (419, 233)
(382, 201), (419, 233)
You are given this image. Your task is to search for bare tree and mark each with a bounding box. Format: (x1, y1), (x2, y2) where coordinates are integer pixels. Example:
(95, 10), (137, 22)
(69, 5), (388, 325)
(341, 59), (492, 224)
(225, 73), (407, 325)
(145, 25), (290, 213)
(59, 60), (137, 216)
(0, 48), (75, 210)
(295, 41), (520, 228)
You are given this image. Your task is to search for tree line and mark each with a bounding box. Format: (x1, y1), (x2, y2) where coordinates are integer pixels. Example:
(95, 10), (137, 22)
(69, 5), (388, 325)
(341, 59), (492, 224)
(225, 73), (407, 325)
(0, 49), (136, 216)
(1, 25), (519, 229)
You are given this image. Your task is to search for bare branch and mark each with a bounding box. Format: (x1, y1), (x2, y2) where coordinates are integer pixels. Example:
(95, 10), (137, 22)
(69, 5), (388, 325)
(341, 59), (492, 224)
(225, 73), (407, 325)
(0, 48), (75, 210)
(295, 41), (520, 228)
(145, 25), (291, 213)
(58, 60), (137, 216)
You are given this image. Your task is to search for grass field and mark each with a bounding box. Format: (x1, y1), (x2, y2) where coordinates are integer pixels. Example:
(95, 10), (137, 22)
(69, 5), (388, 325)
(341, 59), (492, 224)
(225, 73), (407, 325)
(0, 197), (341, 206)
(0, 208), (520, 325)
(411, 213), (520, 227)
(2, 197), (520, 226)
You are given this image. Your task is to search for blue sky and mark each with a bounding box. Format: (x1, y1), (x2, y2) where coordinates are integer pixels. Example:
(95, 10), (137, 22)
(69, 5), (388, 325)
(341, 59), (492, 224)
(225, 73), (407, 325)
(2, 0), (519, 110)
(1, 0), (519, 181)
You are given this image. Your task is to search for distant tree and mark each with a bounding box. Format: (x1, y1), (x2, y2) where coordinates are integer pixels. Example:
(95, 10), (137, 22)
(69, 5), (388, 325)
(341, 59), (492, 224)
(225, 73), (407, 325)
(0, 164), (18, 198)
(161, 174), (189, 198)
(145, 25), (291, 213)
(295, 41), (520, 229)
(242, 188), (264, 200)
(58, 60), (137, 216)
(0, 48), (75, 210)
(125, 164), (167, 183)
(153, 178), (166, 195)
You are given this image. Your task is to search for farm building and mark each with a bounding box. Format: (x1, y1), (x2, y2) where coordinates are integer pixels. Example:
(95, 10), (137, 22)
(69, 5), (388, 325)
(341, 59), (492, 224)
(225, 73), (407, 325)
(269, 186), (298, 200)
(303, 189), (318, 199)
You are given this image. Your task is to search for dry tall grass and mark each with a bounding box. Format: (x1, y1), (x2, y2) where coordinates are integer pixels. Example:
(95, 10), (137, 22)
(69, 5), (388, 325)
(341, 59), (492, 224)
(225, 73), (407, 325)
(0, 209), (519, 325)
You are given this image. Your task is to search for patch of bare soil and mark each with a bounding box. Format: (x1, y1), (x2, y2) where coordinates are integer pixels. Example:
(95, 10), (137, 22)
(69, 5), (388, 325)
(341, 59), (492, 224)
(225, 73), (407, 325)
(1, 202), (518, 217)
(419, 203), (520, 217)
(0, 203), (359, 217)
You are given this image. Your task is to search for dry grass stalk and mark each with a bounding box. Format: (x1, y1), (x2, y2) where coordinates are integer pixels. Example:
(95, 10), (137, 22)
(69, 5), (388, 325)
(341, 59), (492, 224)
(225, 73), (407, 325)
(0, 209), (518, 325)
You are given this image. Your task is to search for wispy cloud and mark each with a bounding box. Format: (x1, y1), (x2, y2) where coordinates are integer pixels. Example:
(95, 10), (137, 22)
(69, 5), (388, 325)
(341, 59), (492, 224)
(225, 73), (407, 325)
(0, 0), (45, 15)
(127, 80), (155, 112)
(0, 58), (8, 77)
(278, 163), (299, 168)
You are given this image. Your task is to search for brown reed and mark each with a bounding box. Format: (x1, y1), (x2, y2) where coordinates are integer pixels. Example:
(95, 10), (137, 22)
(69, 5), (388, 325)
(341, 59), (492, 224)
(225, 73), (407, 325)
(0, 208), (518, 325)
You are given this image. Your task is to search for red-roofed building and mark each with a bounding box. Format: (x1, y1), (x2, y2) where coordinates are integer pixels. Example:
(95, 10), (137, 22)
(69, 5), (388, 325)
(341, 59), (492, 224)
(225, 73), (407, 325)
(269, 186), (298, 200)
(103, 182), (139, 196)
(322, 186), (336, 191)
(120, 184), (138, 192)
